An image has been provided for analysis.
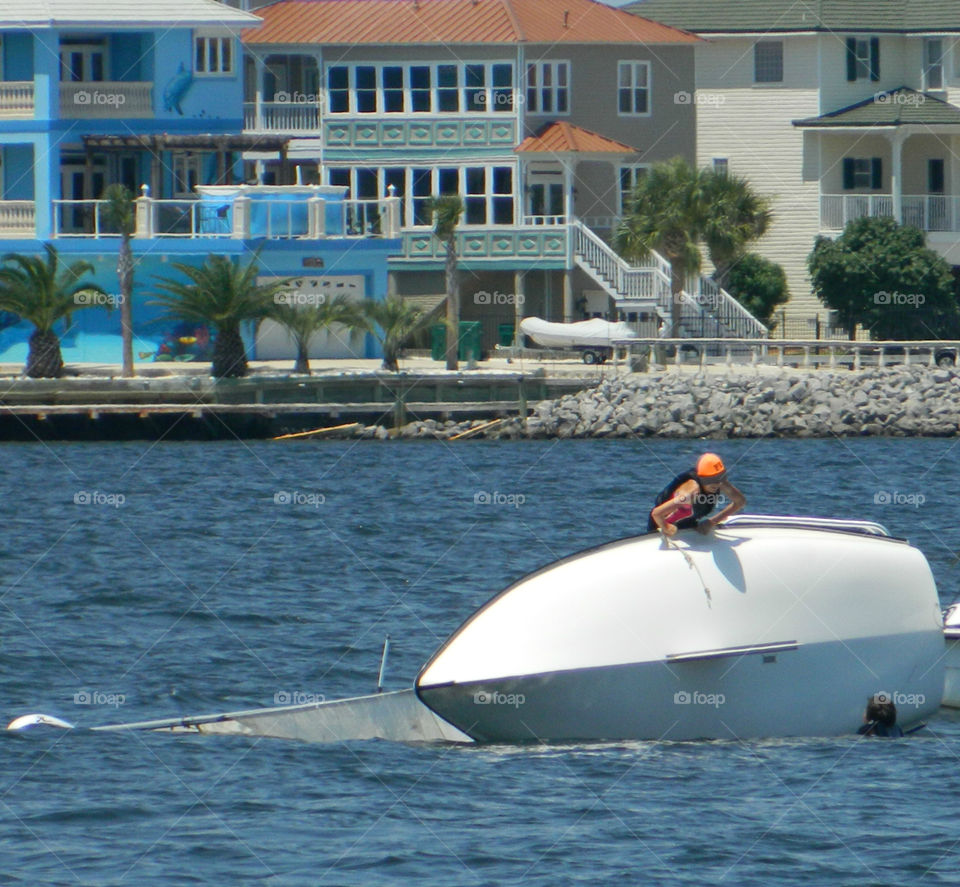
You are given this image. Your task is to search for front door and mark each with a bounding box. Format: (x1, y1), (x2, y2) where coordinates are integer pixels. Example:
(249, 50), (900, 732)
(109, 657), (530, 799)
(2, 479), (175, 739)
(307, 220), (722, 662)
(59, 157), (106, 233)
(59, 43), (106, 82)
(527, 174), (564, 220)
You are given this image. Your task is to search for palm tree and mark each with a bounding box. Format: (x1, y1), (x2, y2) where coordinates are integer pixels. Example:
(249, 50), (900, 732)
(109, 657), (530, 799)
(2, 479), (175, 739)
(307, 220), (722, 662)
(0, 245), (105, 378)
(701, 171), (772, 291)
(426, 195), (464, 370)
(352, 295), (433, 372)
(270, 293), (358, 374)
(614, 157), (709, 337)
(151, 254), (287, 378)
(100, 184), (136, 377)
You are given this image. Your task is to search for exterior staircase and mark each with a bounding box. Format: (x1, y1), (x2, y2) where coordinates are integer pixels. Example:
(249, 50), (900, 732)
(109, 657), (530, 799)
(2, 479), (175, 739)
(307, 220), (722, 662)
(573, 220), (767, 339)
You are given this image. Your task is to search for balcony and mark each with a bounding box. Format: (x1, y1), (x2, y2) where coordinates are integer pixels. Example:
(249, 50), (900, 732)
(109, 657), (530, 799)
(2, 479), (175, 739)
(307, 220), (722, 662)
(821, 193), (960, 232)
(243, 100), (321, 133)
(0, 201), (36, 237)
(59, 82), (153, 119)
(0, 82), (34, 119)
(51, 189), (400, 240)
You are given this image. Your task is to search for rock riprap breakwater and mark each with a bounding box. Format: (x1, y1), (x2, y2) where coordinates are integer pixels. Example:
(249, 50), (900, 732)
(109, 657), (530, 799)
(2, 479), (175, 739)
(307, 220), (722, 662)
(374, 366), (960, 440)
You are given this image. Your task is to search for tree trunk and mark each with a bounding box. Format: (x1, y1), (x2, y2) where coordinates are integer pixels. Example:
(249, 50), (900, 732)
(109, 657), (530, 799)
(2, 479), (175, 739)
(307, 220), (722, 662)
(381, 348), (399, 372)
(212, 324), (248, 378)
(118, 234), (134, 378)
(294, 337), (311, 375)
(26, 329), (64, 378)
(670, 261), (685, 337)
(444, 237), (459, 371)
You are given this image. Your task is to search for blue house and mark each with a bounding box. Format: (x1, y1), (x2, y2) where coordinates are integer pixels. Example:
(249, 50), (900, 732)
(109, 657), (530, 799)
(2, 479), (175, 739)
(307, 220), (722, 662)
(0, 0), (397, 364)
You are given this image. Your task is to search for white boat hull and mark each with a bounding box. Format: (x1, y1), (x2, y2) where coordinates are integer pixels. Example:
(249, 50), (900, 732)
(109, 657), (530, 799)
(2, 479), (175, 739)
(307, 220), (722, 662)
(417, 519), (945, 741)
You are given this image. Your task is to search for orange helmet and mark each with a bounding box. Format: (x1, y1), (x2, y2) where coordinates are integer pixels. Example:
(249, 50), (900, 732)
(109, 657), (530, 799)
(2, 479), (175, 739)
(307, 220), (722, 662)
(696, 452), (727, 482)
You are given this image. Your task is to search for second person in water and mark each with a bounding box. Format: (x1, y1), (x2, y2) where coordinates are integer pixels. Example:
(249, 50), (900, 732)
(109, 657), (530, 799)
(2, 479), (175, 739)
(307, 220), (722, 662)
(648, 452), (747, 536)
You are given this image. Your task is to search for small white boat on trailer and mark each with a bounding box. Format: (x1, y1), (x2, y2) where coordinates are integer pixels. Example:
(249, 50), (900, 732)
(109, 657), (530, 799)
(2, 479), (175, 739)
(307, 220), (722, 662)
(415, 515), (944, 742)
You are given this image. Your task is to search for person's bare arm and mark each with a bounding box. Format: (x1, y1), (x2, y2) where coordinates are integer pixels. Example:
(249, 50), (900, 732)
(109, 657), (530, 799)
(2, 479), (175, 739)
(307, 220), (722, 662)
(697, 481), (746, 533)
(651, 481), (698, 536)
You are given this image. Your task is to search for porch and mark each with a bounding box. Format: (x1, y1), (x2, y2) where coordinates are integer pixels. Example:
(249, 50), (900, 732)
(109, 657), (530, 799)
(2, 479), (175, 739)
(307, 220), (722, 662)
(820, 193), (960, 232)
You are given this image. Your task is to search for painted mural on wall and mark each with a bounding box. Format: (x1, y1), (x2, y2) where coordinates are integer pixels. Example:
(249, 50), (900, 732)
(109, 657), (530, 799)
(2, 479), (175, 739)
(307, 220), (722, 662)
(162, 63), (194, 115)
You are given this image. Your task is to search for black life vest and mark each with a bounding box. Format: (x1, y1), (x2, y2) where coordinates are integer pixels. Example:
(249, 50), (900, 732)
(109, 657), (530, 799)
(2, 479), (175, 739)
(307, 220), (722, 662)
(646, 469), (716, 532)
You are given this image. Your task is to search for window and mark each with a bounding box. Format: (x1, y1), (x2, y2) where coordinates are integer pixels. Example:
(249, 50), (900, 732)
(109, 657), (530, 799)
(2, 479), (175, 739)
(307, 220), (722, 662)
(846, 36), (879, 82)
(59, 41), (106, 82)
(713, 158), (729, 176)
(842, 157), (882, 190)
(618, 62), (650, 115)
(491, 63), (513, 112)
(194, 35), (233, 75)
(465, 64), (486, 113)
(328, 67), (349, 113)
(410, 66), (431, 112)
(355, 66), (376, 113)
(925, 39), (945, 90)
(383, 66), (404, 113)
(492, 167), (513, 224)
(618, 164), (648, 213)
(526, 61), (570, 114)
(412, 167), (432, 225)
(754, 41), (783, 83)
(437, 65), (459, 112)
(173, 153), (203, 196)
(465, 167), (486, 223)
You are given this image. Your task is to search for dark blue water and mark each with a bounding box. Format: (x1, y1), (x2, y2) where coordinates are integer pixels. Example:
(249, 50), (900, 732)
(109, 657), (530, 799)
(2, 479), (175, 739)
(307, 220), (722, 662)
(3, 438), (960, 885)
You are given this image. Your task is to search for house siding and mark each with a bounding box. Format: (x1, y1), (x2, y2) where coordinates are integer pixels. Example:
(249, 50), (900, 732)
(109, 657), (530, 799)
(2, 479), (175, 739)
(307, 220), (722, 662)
(694, 36), (822, 322)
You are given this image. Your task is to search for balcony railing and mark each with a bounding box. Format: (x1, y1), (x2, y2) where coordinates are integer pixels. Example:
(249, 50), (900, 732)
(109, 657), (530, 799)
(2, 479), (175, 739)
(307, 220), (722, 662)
(0, 81), (34, 118)
(244, 100), (321, 133)
(821, 193), (960, 232)
(51, 195), (399, 240)
(0, 200), (36, 236)
(59, 81), (153, 118)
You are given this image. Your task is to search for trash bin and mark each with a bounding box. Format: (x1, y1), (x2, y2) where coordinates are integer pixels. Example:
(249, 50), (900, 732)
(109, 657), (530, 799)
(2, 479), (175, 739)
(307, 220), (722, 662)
(431, 321), (484, 361)
(458, 321), (482, 361)
(497, 323), (515, 347)
(430, 324), (447, 361)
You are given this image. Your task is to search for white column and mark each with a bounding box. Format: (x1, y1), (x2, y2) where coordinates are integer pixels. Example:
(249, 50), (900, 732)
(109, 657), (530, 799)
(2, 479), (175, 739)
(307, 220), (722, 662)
(891, 130), (904, 225)
(562, 158), (574, 221)
(253, 54), (266, 131)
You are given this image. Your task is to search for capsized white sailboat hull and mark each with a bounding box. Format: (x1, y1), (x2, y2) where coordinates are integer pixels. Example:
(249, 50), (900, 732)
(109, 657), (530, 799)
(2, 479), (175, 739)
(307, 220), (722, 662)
(416, 517), (945, 742)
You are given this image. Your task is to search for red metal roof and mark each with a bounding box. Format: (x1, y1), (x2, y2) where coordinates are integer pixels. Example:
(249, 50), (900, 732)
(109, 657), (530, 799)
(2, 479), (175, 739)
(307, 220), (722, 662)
(516, 121), (637, 153)
(244, 0), (700, 45)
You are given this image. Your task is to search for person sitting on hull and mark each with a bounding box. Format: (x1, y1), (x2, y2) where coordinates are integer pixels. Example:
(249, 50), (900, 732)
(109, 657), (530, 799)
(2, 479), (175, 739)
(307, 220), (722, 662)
(857, 695), (904, 738)
(648, 453), (747, 536)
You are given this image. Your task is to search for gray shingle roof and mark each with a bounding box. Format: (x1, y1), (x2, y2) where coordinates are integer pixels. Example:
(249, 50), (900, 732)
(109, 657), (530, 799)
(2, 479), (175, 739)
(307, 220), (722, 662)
(793, 88), (960, 126)
(626, 0), (960, 33)
(0, 0), (260, 28)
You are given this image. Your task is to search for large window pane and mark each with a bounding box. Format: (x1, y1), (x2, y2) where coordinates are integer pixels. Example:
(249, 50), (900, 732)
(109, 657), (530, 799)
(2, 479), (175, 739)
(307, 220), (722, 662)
(438, 65), (458, 111)
(356, 66), (376, 113)
(383, 66), (404, 112)
(465, 64), (486, 112)
(328, 66), (349, 113)
(438, 168), (459, 194)
(492, 63), (513, 112)
(411, 66), (431, 112)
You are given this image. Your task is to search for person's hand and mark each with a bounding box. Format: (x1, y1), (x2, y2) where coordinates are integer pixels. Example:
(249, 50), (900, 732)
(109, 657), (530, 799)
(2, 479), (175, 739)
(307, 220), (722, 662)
(661, 524), (677, 538)
(696, 519), (715, 535)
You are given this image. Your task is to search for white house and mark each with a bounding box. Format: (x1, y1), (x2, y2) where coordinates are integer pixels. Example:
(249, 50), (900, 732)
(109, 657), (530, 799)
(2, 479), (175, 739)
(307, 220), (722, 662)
(630, 0), (960, 333)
